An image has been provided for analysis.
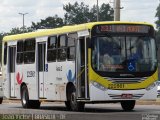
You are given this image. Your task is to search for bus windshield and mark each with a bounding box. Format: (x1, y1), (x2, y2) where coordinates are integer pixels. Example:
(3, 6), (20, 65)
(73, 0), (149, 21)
(92, 36), (157, 73)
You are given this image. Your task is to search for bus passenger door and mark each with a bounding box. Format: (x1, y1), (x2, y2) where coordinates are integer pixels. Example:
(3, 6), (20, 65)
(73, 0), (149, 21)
(8, 46), (16, 97)
(37, 42), (46, 98)
(76, 37), (89, 99)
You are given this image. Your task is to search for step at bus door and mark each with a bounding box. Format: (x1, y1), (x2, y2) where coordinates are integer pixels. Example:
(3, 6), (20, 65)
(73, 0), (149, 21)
(37, 42), (46, 98)
(76, 37), (89, 99)
(9, 46), (16, 97)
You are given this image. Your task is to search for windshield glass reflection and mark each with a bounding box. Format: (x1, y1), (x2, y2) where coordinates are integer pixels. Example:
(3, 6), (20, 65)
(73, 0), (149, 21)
(92, 36), (157, 72)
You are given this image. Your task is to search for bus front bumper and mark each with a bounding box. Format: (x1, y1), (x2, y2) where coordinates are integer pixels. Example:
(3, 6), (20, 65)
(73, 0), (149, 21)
(89, 82), (157, 101)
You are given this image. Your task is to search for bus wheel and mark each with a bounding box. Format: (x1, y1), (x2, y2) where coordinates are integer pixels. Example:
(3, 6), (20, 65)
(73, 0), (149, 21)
(30, 100), (41, 109)
(21, 85), (30, 108)
(0, 97), (3, 104)
(69, 88), (85, 111)
(121, 100), (135, 111)
(65, 101), (71, 110)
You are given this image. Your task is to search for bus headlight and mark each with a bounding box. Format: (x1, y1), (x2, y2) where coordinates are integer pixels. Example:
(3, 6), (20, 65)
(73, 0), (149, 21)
(91, 81), (107, 91)
(146, 82), (156, 91)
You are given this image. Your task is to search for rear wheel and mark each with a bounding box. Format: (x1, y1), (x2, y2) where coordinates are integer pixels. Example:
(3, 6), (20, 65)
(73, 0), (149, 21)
(121, 100), (135, 111)
(21, 85), (30, 108)
(21, 85), (41, 109)
(0, 97), (3, 104)
(30, 100), (41, 109)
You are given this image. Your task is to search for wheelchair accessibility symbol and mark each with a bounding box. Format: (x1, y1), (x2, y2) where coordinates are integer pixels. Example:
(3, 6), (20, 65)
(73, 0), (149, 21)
(128, 62), (135, 71)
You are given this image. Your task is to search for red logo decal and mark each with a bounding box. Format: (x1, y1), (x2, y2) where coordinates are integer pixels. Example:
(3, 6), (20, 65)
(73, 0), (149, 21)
(16, 72), (23, 85)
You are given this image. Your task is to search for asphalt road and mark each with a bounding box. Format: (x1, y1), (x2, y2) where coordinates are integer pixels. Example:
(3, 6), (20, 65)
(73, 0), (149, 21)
(0, 101), (160, 120)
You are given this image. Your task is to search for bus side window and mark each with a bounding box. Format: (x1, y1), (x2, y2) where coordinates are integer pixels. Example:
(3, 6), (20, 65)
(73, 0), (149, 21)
(17, 41), (24, 64)
(24, 39), (35, 64)
(47, 36), (57, 62)
(3, 42), (7, 65)
(57, 35), (67, 61)
(67, 33), (77, 60)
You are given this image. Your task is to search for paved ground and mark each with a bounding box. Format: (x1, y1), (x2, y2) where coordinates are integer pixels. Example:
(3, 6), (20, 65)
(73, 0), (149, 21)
(0, 100), (160, 120)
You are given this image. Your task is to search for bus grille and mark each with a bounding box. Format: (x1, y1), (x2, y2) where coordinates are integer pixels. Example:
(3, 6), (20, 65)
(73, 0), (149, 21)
(108, 94), (144, 99)
(104, 77), (147, 84)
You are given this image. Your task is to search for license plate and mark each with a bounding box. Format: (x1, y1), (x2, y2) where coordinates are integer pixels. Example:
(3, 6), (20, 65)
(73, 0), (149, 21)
(121, 94), (133, 99)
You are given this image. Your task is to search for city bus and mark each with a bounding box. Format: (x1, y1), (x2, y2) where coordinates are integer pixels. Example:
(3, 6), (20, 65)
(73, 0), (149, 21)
(2, 21), (158, 111)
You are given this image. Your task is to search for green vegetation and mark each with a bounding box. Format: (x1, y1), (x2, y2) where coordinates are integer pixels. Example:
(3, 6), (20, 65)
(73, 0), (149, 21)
(0, 2), (114, 62)
(155, 4), (160, 43)
(5, 2), (113, 35)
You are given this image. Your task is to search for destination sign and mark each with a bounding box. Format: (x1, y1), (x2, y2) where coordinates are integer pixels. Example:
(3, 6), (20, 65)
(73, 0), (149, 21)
(97, 25), (150, 34)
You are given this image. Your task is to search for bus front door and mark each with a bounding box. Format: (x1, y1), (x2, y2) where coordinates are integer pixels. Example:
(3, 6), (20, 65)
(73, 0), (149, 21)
(76, 37), (89, 99)
(37, 42), (46, 98)
(9, 46), (16, 97)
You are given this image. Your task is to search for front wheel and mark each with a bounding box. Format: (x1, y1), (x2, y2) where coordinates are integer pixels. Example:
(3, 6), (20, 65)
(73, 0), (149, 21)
(65, 101), (71, 110)
(121, 100), (135, 111)
(69, 89), (85, 111)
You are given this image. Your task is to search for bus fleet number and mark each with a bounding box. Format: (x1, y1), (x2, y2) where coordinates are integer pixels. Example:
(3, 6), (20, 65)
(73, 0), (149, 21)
(108, 84), (125, 89)
(27, 71), (35, 77)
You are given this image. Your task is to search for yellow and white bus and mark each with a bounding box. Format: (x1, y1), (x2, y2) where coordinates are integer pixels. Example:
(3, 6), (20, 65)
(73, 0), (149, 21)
(2, 21), (158, 111)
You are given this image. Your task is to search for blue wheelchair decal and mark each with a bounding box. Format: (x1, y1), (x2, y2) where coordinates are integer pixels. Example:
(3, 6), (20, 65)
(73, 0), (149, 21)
(127, 61), (135, 72)
(67, 69), (75, 82)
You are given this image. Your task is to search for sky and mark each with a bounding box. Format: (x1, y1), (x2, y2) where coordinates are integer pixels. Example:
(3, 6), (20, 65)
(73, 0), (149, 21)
(0, 0), (159, 33)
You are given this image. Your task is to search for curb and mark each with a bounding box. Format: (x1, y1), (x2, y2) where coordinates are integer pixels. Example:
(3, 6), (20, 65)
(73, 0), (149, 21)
(136, 99), (160, 105)
(2, 99), (21, 103)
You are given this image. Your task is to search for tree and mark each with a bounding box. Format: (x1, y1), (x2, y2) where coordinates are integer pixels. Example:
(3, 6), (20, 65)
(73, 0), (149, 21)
(63, 2), (114, 25)
(63, 2), (90, 24)
(155, 4), (160, 43)
(8, 27), (33, 35)
(89, 3), (114, 22)
(6, 2), (114, 34)
(31, 15), (64, 30)
(99, 3), (114, 21)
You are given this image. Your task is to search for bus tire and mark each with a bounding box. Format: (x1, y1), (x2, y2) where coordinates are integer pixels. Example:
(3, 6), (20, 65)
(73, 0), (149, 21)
(30, 100), (41, 109)
(121, 100), (135, 111)
(69, 88), (85, 111)
(65, 101), (71, 110)
(21, 85), (31, 108)
(0, 97), (3, 104)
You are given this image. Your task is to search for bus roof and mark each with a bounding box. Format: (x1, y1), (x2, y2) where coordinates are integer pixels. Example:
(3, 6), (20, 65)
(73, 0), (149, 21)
(3, 21), (154, 42)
